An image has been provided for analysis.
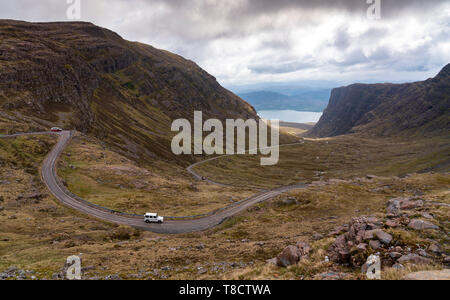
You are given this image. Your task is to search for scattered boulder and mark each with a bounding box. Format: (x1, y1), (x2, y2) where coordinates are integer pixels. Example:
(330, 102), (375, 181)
(276, 242), (311, 267)
(428, 244), (442, 254)
(400, 199), (423, 210)
(281, 197), (298, 205)
(276, 245), (300, 267)
(104, 274), (122, 280)
(369, 240), (381, 250)
(421, 212), (434, 219)
(397, 254), (433, 265)
(394, 246), (403, 253)
(0, 267), (34, 280)
(374, 230), (393, 245)
(328, 224), (349, 237)
(392, 263), (404, 270)
(407, 219), (439, 230)
(328, 235), (350, 263)
(16, 192), (47, 205)
(385, 220), (400, 228)
(356, 243), (368, 252)
(364, 229), (392, 245)
(403, 270), (450, 280)
(386, 198), (403, 214)
(389, 252), (402, 259)
(296, 242), (311, 257)
(312, 233), (324, 240)
(417, 250), (431, 258)
(387, 197), (423, 215)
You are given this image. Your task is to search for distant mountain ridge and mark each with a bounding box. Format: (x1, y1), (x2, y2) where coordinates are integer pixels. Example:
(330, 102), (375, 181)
(238, 89), (330, 112)
(308, 64), (450, 138)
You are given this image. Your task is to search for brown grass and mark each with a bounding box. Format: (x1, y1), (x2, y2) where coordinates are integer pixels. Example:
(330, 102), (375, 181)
(0, 133), (448, 280)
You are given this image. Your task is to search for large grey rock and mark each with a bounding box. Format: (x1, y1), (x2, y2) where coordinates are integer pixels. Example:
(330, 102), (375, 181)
(276, 242), (311, 267)
(428, 244), (442, 254)
(408, 219), (439, 230)
(386, 198), (404, 214)
(364, 229), (392, 245)
(374, 230), (393, 245)
(400, 199), (423, 210)
(369, 240), (381, 250)
(389, 252), (402, 259)
(387, 197), (423, 215)
(397, 254), (433, 265)
(276, 245), (300, 267)
(403, 269), (450, 280)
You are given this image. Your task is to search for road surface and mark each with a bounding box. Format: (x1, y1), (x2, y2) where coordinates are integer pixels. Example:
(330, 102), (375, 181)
(1, 131), (306, 234)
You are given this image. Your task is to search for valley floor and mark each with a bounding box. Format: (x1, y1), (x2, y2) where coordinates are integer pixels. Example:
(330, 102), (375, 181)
(0, 131), (448, 280)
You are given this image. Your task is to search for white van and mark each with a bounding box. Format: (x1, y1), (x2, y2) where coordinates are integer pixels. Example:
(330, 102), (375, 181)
(144, 213), (164, 224)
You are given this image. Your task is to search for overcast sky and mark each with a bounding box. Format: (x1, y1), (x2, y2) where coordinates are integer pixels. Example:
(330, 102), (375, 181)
(1, 0), (449, 89)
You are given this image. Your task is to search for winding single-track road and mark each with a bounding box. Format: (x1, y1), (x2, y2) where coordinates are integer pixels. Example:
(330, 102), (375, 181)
(1, 131), (306, 234)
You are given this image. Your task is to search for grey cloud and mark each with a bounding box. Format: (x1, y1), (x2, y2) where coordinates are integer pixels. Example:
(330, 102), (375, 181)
(330, 49), (368, 67)
(249, 60), (316, 74)
(154, 0), (449, 20)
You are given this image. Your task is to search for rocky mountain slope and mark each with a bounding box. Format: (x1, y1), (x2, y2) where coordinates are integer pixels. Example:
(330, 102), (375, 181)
(308, 64), (450, 138)
(0, 20), (258, 164)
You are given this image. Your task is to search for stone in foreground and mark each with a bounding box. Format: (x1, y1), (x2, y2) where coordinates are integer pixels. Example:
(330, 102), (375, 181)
(408, 219), (439, 230)
(403, 269), (450, 280)
(276, 245), (300, 267)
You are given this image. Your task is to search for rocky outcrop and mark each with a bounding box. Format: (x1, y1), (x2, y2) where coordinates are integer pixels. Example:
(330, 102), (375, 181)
(308, 64), (450, 138)
(325, 194), (447, 271)
(327, 217), (393, 267)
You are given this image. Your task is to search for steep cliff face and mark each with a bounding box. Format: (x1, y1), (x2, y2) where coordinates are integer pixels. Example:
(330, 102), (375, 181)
(309, 64), (450, 138)
(0, 20), (258, 163)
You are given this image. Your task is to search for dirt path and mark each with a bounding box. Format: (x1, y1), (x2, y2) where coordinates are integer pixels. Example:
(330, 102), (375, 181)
(1, 131), (306, 234)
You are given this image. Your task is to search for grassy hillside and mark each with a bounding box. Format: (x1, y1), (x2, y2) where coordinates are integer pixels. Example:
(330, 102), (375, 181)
(193, 136), (450, 189)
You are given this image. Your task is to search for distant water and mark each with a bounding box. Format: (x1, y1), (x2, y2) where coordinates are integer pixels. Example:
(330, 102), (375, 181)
(258, 110), (323, 123)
